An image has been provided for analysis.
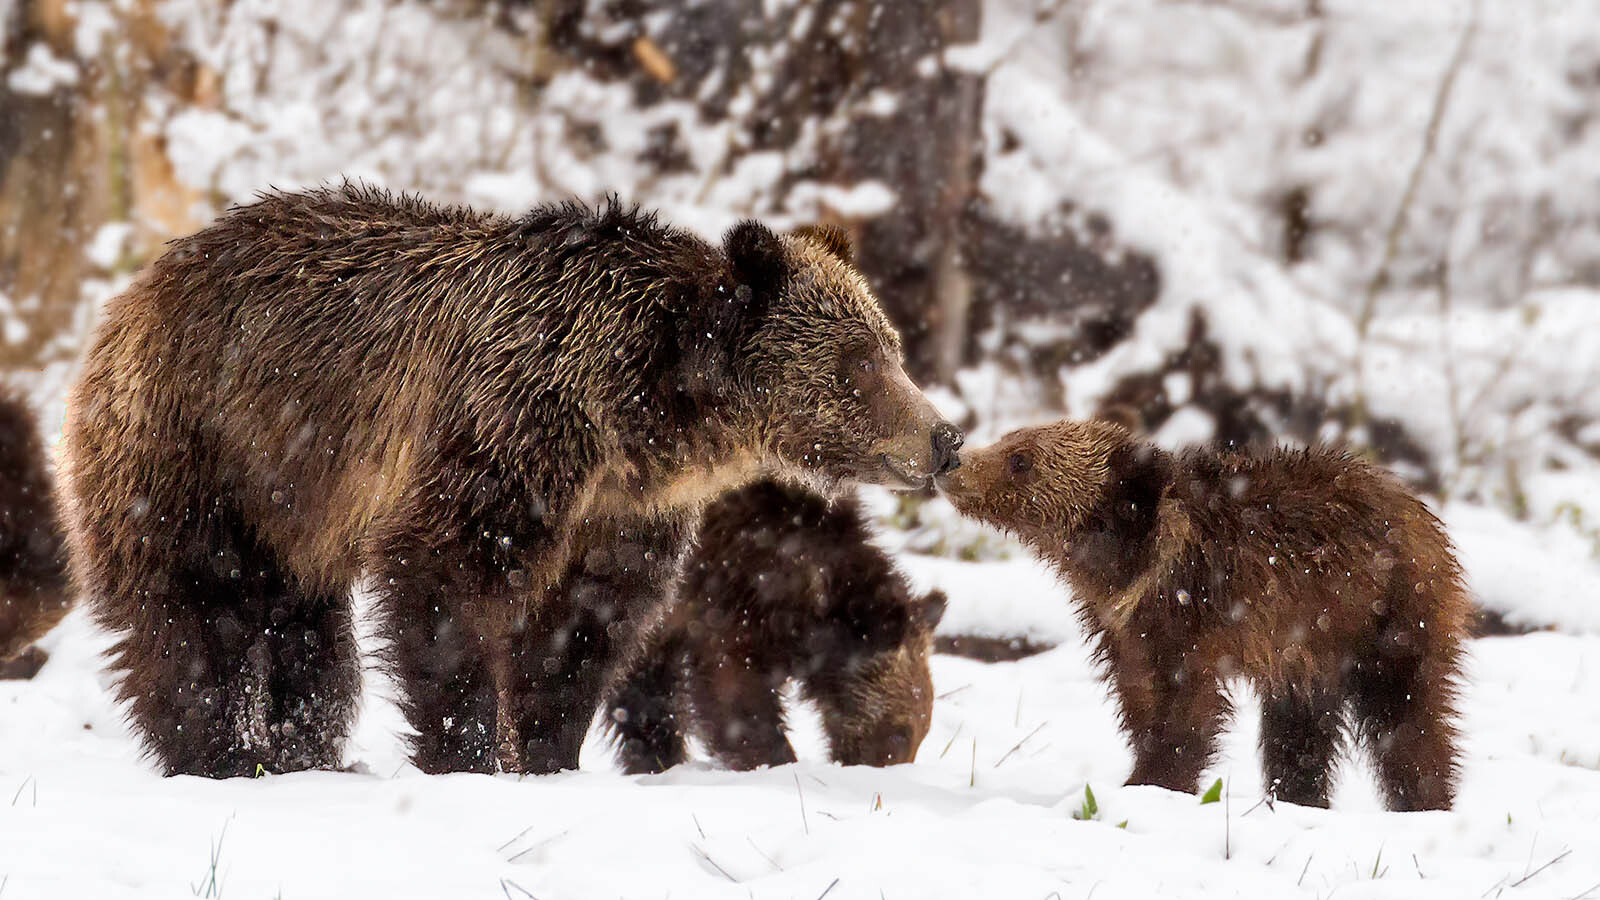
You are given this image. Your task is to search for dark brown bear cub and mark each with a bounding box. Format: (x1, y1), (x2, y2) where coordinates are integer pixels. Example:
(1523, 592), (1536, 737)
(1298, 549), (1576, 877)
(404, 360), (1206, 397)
(0, 387), (71, 679)
(938, 420), (1468, 811)
(607, 479), (945, 773)
(62, 186), (960, 779)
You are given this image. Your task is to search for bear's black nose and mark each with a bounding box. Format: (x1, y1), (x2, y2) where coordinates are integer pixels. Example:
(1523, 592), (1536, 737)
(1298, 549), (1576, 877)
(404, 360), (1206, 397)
(931, 423), (963, 475)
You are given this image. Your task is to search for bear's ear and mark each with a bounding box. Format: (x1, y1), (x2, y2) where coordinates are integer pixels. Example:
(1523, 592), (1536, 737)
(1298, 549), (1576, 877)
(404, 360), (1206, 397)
(792, 223), (855, 265)
(676, 221), (788, 399)
(914, 589), (948, 632)
(723, 220), (789, 300)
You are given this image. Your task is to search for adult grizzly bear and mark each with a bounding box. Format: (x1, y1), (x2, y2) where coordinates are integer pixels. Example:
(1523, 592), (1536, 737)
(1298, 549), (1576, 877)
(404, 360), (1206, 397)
(0, 387), (71, 679)
(606, 478), (946, 773)
(937, 420), (1467, 811)
(61, 185), (961, 778)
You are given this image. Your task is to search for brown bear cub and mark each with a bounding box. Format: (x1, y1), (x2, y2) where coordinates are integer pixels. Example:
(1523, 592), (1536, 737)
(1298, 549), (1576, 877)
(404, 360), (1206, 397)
(0, 387), (71, 680)
(606, 479), (946, 773)
(61, 185), (960, 778)
(938, 420), (1468, 811)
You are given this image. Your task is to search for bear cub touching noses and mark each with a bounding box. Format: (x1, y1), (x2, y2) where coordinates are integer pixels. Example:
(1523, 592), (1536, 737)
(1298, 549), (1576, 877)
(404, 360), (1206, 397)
(938, 419), (1468, 811)
(607, 479), (945, 773)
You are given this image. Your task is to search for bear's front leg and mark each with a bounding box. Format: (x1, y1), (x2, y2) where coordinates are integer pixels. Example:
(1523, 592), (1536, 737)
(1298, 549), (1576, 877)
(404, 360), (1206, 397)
(373, 540), (504, 775)
(504, 513), (691, 775)
(1103, 632), (1231, 795)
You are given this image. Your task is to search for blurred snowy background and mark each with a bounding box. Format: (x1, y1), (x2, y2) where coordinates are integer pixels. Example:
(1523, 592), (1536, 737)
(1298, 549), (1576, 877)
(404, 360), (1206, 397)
(5, 3), (1600, 899)
(4, 0), (1596, 632)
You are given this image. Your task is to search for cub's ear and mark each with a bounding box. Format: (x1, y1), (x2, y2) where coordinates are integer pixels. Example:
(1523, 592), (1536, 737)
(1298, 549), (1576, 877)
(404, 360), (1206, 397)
(792, 223), (855, 265)
(915, 589), (949, 632)
(723, 220), (789, 299)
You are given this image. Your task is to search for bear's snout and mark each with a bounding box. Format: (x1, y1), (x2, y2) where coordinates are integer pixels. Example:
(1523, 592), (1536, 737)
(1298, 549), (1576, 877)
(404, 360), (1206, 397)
(931, 423), (963, 475)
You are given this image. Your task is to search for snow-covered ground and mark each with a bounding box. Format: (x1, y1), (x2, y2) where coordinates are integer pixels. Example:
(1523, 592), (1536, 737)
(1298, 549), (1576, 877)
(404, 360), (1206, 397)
(4, 506), (1599, 900)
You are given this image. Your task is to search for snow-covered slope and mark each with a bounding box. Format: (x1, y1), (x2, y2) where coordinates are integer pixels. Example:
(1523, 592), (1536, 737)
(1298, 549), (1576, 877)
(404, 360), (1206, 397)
(4, 547), (1600, 899)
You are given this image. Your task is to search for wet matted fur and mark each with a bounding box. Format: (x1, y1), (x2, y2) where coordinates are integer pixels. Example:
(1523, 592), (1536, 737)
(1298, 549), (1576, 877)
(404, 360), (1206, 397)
(939, 420), (1468, 811)
(605, 478), (945, 773)
(60, 184), (957, 777)
(0, 387), (70, 674)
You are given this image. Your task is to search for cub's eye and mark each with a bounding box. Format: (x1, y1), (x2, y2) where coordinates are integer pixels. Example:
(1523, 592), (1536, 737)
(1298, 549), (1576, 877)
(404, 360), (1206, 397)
(1007, 452), (1033, 477)
(856, 356), (878, 375)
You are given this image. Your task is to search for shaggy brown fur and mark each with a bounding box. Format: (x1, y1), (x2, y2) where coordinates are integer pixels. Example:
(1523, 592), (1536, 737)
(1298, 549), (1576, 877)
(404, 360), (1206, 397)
(60, 184), (959, 778)
(0, 387), (70, 676)
(606, 479), (945, 773)
(938, 420), (1468, 811)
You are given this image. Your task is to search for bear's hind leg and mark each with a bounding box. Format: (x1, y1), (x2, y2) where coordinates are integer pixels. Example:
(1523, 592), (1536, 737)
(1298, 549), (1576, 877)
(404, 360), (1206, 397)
(689, 655), (796, 771)
(1259, 684), (1345, 808)
(1350, 646), (1462, 812)
(93, 504), (356, 777)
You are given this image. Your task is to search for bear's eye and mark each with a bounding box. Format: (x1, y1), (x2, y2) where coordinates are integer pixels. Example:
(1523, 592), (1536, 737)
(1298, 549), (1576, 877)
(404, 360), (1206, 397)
(856, 356), (878, 376)
(1007, 452), (1033, 477)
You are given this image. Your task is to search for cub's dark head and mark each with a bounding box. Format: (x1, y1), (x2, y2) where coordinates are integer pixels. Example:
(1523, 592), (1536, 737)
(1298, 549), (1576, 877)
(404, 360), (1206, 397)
(820, 588), (947, 768)
(694, 221), (962, 490)
(936, 419), (1150, 548)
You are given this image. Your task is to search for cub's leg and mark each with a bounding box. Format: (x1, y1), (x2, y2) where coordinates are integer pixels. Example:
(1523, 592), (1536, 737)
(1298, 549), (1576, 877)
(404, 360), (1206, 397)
(1104, 634), (1231, 794)
(1258, 684), (1345, 808)
(0, 645), (47, 679)
(688, 652), (796, 770)
(1350, 641), (1462, 811)
(505, 514), (690, 775)
(606, 632), (689, 774)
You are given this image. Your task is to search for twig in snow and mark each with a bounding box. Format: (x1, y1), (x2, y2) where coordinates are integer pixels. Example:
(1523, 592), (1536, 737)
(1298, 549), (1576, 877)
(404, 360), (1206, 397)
(1521, 832), (1540, 881)
(1369, 844), (1386, 879)
(9, 776), (32, 807)
(816, 878), (840, 900)
(190, 819), (231, 899)
(994, 723), (1046, 768)
(794, 773), (810, 835)
(500, 878), (539, 899)
(496, 824), (537, 853)
(938, 723), (964, 759)
(936, 684), (971, 701)
(694, 845), (738, 882)
(506, 830), (569, 863)
(1298, 853), (1314, 887)
(1413, 854), (1426, 879)
(747, 837), (781, 872)
(1510, 849), (1571, 888)
(1224, 772), (1231, 861)
(1568, 880), (1600, 900)
(692, 813), (706, 839)
(970, 738), (978, 787)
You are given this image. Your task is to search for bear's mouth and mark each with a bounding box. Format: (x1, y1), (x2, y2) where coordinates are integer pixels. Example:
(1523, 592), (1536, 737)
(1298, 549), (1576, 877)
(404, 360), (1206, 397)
(880, 454), (933, 491)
